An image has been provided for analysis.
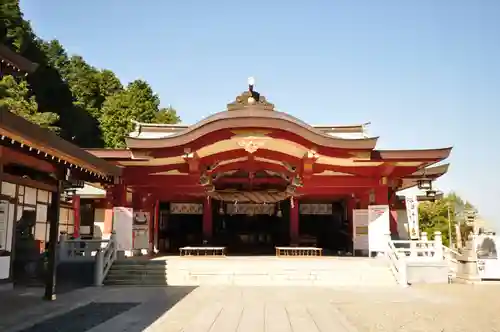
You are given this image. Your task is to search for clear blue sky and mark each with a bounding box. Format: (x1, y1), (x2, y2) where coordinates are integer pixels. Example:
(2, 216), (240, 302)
(21, 1), (500, 227)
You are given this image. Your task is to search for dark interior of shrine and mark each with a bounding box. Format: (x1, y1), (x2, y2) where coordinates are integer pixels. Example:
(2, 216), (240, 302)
(157, 199), (352, 255)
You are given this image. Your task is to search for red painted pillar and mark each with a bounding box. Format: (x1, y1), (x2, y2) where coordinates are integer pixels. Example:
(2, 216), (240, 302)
(388, 189), (398, 235)
(113, 183), (127, 207)
(374, 185), (396, 235)
(203, 197), (212, 241)
(290, 198), (299, 245)
(72, 195), (81, 238)
(103, 184), (127, 238)
(346, 196), (356, 237)
(374, 186), (389, 205)
(359, 191), (371, 209)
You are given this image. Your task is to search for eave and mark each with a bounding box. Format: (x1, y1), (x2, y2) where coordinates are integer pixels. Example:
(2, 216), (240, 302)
(371, 147), (453, 162)
(0, 108), (122, 178)
(398, 164), (450, 190)
(0, 44), (39, 74)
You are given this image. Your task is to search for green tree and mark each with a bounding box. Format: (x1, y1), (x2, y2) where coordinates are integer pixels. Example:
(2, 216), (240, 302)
(154, 105), (181, 124)
(100, 80), (161, 148)
(2, 1), (181, 148)
(0, 75), (59, 131)
(418, 192), (476, 247)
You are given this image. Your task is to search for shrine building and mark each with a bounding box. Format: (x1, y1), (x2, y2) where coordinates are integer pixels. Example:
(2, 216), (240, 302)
(88, 80), (451, 255)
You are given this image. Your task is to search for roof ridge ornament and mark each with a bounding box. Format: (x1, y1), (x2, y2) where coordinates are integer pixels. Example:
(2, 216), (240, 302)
(227, 77), (275, 111)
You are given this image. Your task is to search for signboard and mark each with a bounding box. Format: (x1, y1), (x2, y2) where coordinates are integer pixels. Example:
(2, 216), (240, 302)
(113, 207), (133, 251)
(476, 234), (500, 280)
(368, 205), (390, 255)
(170, 203), (203, 215)
(226, 203), (275, 215)
(299, 204), (332, 215)
(133, 211), (150, 249)
(353, 209), (369, 253)
(405, 196), (420, 240)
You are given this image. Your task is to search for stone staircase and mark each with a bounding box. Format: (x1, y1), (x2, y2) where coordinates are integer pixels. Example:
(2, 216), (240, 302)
(104, 260), (168, 286)
(104, 257), (397, 287)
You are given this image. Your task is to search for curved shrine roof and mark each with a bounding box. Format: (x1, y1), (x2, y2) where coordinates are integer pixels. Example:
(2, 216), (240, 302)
(126, 91), (379, 150)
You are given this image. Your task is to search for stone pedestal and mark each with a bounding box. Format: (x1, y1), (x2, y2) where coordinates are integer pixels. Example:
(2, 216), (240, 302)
(455, 239), (481, 284)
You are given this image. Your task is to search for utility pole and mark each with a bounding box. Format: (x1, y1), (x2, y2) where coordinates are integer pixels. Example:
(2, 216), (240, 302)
(447, 204), (453, 248)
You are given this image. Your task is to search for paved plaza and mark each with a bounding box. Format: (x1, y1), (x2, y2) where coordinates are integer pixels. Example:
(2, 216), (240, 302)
(1, 283), (500, 332)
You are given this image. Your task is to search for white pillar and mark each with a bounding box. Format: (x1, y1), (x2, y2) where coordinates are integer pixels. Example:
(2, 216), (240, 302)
(421, 231), (428, 241)
(110, 231), (117, 261)
(94, 249), (104, 286)
(434, 231), (443, 260)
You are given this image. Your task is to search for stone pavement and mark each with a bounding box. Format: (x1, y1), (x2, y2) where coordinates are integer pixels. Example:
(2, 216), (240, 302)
(2, 284), (500, 332)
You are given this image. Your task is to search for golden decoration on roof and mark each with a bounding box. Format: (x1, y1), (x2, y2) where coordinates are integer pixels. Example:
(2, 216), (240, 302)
(227, 91), (275, 111)
(227, 79), (275, 111)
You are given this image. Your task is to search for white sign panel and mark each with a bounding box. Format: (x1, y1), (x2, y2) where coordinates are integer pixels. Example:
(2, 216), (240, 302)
(113, 207), (133, 251)
(0, 257), (9, 279)
(133, 211), (150, 249)
(368, 205), (390, 254)
(405, 196), (420, 239)
(353, 209), (369, 252)
(0, 201), (8, 251)
(476, 234), (500, 280)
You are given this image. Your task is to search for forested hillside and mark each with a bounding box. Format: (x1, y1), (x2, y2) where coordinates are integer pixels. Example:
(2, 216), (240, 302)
(0, 0), (180, 148)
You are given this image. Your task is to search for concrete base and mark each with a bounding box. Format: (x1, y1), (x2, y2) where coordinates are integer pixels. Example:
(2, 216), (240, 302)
(104, 256), (399, 287)
(406, 261), (449, 284)
(165, 257), (397, 287)
(453, 276), (482, 284)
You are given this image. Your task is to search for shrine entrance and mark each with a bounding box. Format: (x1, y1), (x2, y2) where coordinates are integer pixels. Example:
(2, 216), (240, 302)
(211, 200), (290, 255)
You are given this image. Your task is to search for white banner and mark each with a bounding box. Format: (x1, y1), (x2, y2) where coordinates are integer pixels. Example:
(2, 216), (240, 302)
(368, 205), (390, 254)
(113, 207), (133, 251)
(405, 196), (420, 239)
(353, 209), (369, 252)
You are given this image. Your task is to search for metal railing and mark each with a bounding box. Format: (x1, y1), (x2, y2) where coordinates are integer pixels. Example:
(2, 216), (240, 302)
(58, 231), (117, 286)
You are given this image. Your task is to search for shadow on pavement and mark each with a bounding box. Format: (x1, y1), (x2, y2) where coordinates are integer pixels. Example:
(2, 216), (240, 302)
(0, 286), (196, 332)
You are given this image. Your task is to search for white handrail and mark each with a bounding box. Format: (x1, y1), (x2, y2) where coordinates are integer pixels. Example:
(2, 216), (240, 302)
(94, 232), (117, 286)
(57, 231), (117, 286)
(386, 240), (408, 286)
(442, 245), (460, 279)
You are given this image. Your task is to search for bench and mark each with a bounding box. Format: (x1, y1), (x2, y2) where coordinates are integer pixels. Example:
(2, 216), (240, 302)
(275, 246), (323, 257)
(179, 246), (226, 257)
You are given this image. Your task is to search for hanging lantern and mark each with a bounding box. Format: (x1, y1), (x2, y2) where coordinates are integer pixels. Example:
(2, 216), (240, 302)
(219, 205), (225, 215)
